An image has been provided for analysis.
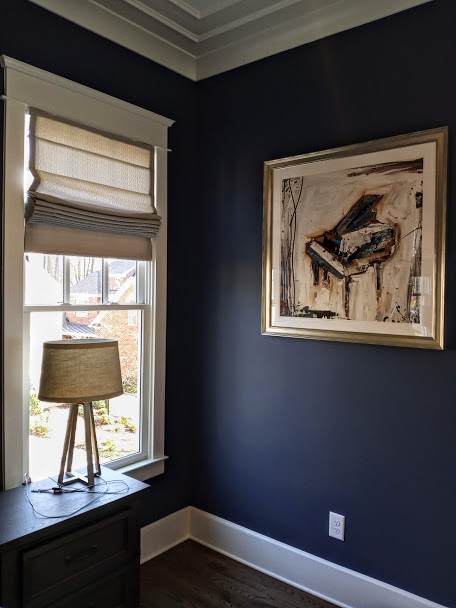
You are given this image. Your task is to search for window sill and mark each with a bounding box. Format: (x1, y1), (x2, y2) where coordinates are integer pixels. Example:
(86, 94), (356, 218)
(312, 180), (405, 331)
(106, 456), (168, 481)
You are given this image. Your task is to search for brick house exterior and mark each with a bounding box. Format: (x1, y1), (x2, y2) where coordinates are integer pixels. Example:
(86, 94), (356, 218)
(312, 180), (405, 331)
(92, 281), (139, 392)
(63, 261), (139, 390)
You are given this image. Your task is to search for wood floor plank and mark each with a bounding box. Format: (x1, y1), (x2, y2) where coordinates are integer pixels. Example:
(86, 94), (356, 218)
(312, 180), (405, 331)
(154, 555), (286, 608)
(142, 560), (234, 608)
(183, 542), (336, 608)
(140, 540), (338, 608)
(145, 543), (289, 608)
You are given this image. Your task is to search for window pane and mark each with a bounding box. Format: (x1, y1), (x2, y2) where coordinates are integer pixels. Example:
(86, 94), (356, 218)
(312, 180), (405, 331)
(107, 259), (136, 303)
(69, 256), (103, 305)
(25, 254), (63, 305)
(29, 310), (141, 482)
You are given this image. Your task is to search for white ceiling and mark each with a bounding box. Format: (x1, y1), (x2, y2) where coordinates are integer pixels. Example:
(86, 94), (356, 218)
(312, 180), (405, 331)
(29, 0), (432, 80)
(168, 0), (245, 18)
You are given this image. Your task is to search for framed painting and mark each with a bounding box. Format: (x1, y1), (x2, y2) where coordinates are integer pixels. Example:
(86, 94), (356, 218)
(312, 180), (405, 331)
(262, 128), (447, 349)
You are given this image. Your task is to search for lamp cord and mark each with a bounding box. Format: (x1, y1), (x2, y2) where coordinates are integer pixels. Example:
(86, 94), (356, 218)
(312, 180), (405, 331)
(24, 474), (129, 519)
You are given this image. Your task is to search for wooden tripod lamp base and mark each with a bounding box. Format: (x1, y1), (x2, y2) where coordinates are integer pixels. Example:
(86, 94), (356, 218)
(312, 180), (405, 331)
(58, 402), (101, 488)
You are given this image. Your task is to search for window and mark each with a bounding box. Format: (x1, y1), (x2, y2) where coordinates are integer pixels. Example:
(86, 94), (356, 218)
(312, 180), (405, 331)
(128, 310), (138, 326)
(2, 56), (173, 489)
(27, 256), (145, 481)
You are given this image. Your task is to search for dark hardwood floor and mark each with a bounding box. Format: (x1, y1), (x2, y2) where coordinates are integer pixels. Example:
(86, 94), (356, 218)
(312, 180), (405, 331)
(140, 540), (338, 608)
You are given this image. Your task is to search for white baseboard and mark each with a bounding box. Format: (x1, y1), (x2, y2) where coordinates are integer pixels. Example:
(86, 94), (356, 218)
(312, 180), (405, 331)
(141, 506), (447, 608)
(140, 507), (190, 564)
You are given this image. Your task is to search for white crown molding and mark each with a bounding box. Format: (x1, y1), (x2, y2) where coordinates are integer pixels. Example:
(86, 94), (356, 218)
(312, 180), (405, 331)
(169, 0), (245, 20)
(121, 0), (199, 42)
(198, 1), (244, 19)
(89, 0), (197, 55)
(28, 0), (432, 81)
(197, 0), (304, 43)
(120, 0), (305, 45)
(167, 0), (201, 19)
(141, 506), (448, 608)
(28, 0), (197, 80)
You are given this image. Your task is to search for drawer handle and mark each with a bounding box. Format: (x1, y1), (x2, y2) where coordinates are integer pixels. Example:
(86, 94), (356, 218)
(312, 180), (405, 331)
(65, 544), (98, 563)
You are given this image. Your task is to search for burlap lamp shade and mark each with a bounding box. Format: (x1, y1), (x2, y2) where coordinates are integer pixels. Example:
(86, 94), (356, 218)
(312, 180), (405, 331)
(39, 339), (123, 403)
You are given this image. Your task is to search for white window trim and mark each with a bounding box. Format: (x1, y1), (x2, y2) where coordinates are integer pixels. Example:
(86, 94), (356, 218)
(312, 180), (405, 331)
(25, 262), (150, 474)
(1, 56), (173, 489)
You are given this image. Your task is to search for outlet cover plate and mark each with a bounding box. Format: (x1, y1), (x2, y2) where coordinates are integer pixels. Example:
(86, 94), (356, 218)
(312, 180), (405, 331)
(329, 511), (345, 541)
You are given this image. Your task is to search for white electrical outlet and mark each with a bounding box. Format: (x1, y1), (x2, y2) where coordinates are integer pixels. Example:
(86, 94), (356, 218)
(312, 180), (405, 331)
(329, 511), (345, 541)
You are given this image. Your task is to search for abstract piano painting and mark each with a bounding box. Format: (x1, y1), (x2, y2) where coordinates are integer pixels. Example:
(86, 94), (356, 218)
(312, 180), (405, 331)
(262, 129), (447, 348)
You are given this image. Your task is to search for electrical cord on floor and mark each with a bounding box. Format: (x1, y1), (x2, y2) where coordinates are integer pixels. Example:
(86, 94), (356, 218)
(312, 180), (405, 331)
(24, 473), (129, 519)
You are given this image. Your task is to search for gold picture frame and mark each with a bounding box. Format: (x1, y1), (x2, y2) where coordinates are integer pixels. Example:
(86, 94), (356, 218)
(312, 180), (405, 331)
(262, 128), (447, 349)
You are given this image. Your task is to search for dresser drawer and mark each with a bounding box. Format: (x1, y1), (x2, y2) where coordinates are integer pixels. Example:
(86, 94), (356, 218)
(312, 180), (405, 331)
(47, 562), (139, 608)
(23, 509), (135, 606)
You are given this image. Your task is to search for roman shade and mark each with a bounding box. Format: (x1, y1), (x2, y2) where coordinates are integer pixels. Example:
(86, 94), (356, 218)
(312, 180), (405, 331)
(25, 110), (161, 260)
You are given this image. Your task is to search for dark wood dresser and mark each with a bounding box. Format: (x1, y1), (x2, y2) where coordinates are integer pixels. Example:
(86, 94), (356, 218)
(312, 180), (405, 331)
(0, 467), (149, 607)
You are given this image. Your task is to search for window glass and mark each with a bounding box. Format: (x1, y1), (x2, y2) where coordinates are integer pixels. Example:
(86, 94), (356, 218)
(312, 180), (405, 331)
(128, 310), (138, 326)
(25, 254), (63, 305)
(69, 256), (103, 305)
(29, 309), (141, 482)
(107, 259), (137, 303)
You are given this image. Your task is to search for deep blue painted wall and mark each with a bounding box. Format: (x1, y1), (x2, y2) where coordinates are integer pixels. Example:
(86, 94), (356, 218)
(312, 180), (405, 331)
(0, 0), (197, 522)
(194, 1), (456, 606)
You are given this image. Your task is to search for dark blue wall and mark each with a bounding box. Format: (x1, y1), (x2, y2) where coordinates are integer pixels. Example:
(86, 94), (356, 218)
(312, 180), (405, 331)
(0, 0), (198, 522)
(194, 1), (456, 606)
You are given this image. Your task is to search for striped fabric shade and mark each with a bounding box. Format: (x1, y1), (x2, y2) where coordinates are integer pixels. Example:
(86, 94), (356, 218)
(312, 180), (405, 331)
(25, 110), (161, 260)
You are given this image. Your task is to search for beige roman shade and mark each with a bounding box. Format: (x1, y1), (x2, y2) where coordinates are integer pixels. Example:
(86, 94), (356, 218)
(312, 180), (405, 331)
(25, 110), (161, 260)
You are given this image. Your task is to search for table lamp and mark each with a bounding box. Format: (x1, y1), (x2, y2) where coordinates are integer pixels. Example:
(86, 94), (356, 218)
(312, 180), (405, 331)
(38, 339), (123, 487)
